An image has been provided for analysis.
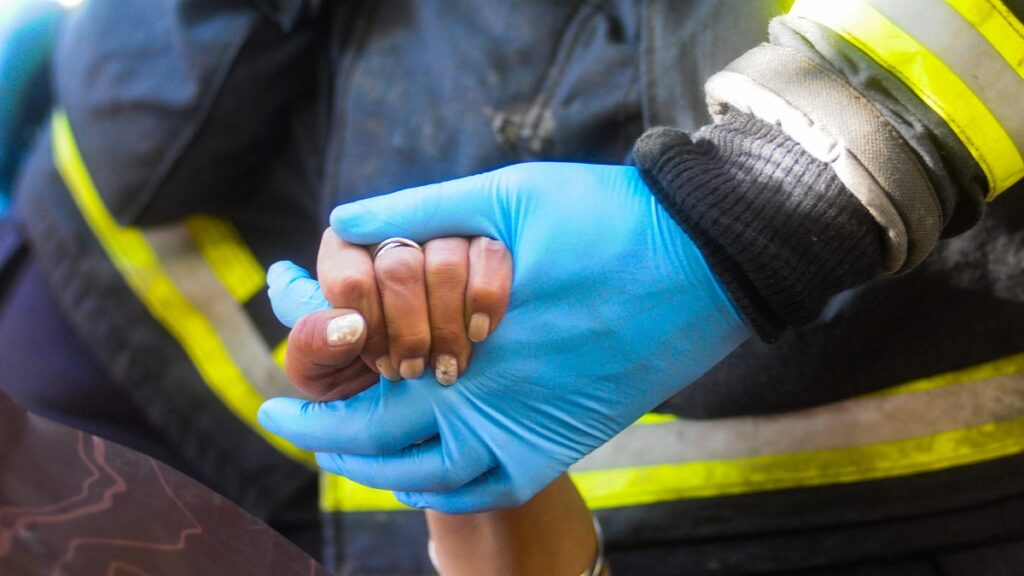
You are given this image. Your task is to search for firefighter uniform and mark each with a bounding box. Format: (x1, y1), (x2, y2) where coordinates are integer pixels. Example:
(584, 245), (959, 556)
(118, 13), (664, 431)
(2, 1), (1024, 574)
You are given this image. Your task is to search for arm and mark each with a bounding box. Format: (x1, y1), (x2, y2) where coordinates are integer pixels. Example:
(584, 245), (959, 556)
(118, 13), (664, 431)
(272, 234), (610, 574)
(635, 0), (1024, 338)
(259, 0), (1024, 515)
(427, 474), (604, 576)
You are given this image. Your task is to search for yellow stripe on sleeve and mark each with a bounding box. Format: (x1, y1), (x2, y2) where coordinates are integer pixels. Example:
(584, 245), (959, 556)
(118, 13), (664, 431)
(791, 0), (1024, 198)
(52, 111), (315, 469)
(945, 0), (1024, 82)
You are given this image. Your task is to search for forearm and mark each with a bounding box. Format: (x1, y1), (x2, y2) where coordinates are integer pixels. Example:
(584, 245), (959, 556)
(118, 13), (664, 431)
(426, 474), (604, 576)
(637, 0), (1024, 339)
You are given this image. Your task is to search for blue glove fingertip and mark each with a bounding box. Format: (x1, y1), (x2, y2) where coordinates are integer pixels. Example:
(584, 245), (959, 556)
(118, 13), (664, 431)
(257, 397), (298, 435)
(266, 260), (330, 328)
(328, 204), (358, 235)
(394, 491), (426, 510)
(266, 260), (314, 297)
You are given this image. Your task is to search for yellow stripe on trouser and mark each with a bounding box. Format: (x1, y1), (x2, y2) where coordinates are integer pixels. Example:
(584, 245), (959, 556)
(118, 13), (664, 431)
(51, 111), (315, 469)
(791, 0), (1024, 198)
(321, 351), (1024, 512)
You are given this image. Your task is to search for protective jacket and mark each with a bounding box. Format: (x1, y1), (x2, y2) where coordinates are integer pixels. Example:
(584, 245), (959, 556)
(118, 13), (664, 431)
(11, 0), (1024, 574)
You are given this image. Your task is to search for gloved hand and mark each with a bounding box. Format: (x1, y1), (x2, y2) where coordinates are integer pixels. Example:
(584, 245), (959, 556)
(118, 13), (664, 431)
(259, 162), (752, 513)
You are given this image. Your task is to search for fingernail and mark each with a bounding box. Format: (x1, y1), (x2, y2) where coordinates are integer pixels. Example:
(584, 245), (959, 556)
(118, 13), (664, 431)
(376, 356), (400, 381)
(434, 354), (459, 386)
(399, 357), (425, 380)
(468, 313), (491, 343)
(326, 313), (365, 346)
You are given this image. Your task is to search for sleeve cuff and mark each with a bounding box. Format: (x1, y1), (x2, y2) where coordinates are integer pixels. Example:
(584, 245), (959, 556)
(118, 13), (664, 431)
(633, 112), (886, 340)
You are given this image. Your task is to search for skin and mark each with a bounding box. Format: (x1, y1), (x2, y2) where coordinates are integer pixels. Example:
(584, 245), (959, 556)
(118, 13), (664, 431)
(285, 230), (512, 399)
(427, 474), (602, 576)
(284, 230), (605, 574)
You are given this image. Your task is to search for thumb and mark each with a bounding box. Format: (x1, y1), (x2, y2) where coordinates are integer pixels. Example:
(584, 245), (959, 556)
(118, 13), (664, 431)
(285, 308), (379, 402)
(330, 170), (508, 245)
(267, 260), (330, 328)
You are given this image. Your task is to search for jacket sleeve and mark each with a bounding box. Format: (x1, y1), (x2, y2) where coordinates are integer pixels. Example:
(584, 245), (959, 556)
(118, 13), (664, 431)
(634, 0), (1024, 339)
(54, 0), (320, 226)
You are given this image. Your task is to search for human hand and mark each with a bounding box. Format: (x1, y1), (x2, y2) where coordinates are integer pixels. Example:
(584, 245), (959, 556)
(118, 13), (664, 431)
(260, 162), (752, 512)
(267, 230), (512, 401)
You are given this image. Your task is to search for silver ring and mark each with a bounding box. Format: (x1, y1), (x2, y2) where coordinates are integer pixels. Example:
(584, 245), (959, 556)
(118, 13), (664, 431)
(372, 237), (424, 260)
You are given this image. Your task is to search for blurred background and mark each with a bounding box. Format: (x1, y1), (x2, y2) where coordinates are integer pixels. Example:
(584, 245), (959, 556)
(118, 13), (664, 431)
(0, 0), (81, 216)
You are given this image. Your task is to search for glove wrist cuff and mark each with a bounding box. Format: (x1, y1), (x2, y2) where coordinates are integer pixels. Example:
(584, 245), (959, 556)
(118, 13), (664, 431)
(633, 112), (886, 340)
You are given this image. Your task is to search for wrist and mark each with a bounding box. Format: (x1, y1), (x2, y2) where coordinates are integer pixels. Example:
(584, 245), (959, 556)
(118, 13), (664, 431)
(426, 474), (599, 576)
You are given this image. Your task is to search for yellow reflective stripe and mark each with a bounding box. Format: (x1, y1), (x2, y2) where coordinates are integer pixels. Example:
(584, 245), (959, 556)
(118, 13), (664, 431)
(791, 0), (1024, 198)
(183, 214), (266, 303)
(320, 349), (1024, 513)
(321, 412), (1024, 513)
(862, 349), (1024, 398)
(945, 0), (1024, 82)
(321, 471), (410, 512)
(636, 412), (678, 425)
(319, 408), (684, 512)
(51, 111), (315, 469)
(273, 338), (288, 369)
(573, 414), (1024, 509)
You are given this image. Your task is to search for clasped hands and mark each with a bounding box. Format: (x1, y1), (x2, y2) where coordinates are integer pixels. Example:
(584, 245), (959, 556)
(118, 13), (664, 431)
(259, 162), (752, 513)
(268, 231), (512, 401)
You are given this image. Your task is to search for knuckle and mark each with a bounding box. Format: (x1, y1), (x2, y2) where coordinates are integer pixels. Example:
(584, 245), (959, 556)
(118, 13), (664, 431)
(469, 281), (504, 307)
(390, 331), (431, 355)
(376, 253), (423, 287)
(426, 254), (467, 284)
(430, 325), (466, 345)
(322, 272), (373, 304)
(474, 237), (509, 259)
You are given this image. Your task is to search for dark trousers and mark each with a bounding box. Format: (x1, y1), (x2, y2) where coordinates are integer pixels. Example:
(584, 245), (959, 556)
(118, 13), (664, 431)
(788, 536), (1024, 575)
(0, 213), (321, 560)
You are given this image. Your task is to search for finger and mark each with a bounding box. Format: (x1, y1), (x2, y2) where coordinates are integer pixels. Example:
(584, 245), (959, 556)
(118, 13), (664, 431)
(316, 229), (396, 380)
(285, 308), (382, 401)
(395, 465), (554, 514)
(394, 468), (514, 514)
(424, 238), (470, 385)
(465, 237), (513, 343)
(267, 261), (330, 328)
(374, 245), (431, 380)
(258, 380), (438, 455)
(314, 435), (495, 493)
(330, 168), (512, 245)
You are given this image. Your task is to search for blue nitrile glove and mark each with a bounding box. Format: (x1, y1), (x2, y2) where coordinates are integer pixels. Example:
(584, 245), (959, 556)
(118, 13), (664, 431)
(260, 162), (752, 513)
(266, 261), (330, 328)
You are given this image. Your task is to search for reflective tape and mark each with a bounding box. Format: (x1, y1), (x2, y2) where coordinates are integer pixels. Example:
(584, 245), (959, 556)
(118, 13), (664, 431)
(791, 0), (1024, 198)
(945, 0), (1024, 82)
(573, 415), (1024, 509)
(321, 351), (1024, 512)
(273, 338), (288, 369)
(52, 111), (315, 469)
(868, 0), (1024, 183)
(184, 215), (266, 303)
(145, 226), (301, 403)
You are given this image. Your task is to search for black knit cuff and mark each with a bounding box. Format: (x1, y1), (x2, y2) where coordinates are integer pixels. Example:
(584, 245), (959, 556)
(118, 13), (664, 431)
(633, 112), (885, 341)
